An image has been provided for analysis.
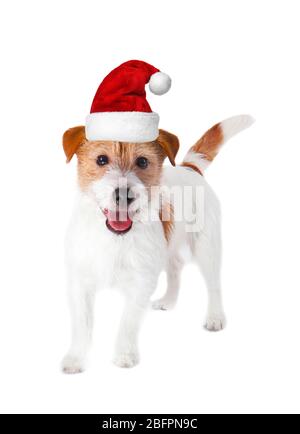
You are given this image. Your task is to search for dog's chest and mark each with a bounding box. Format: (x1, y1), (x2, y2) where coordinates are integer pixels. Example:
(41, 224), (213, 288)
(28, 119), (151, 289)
(65, 202), (167, 290)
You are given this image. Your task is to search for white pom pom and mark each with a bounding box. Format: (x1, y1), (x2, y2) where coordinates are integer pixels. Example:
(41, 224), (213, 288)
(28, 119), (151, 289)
(149, 72), (171, 95)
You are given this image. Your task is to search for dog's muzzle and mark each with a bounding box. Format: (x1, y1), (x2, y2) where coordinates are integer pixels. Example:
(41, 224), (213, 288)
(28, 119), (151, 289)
(103, 188), (134, 235)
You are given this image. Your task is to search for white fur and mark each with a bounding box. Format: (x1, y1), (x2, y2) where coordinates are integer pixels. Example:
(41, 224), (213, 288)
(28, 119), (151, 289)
(152, 166), (225, 331)
(86, 111), (159, 142)
(221, 115), (255, 142)
(183, 151), (210, 173)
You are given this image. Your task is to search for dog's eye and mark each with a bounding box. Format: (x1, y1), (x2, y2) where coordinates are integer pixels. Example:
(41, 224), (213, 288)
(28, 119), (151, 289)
(96, 155), (109, 166)
(136, 157), (149, 169)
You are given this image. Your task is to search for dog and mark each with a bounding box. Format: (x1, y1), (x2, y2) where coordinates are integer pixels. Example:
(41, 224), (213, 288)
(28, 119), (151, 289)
(61, 114), (253, 373)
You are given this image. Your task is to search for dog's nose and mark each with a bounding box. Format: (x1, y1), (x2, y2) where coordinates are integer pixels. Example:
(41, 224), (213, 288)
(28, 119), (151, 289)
(114, 188), (134, 206)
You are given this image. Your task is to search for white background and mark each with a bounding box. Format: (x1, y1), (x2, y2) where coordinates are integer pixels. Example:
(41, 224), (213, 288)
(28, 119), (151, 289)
(0, 0), (299, 415)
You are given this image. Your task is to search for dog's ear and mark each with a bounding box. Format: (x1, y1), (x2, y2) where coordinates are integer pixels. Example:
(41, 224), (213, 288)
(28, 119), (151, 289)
(63, 126), (86, 162)
(157, 129), (180, 166)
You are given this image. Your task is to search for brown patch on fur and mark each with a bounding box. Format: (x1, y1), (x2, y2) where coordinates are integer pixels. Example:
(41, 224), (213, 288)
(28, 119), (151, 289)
(63, 126), (180, 191)
(76, 140), (166, 191)
(191, 123), (224, 161)
(159, 203), (174, 243)
(63, 126), (86, 162)
(181, 162), (203, 176)
(76, 141), (112, 190)
(157, 129), (180, 166)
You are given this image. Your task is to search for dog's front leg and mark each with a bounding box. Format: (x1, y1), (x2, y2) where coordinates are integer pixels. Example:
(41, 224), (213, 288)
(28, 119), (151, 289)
(113, 293), (150, 369)
(61, 277), (95, 374)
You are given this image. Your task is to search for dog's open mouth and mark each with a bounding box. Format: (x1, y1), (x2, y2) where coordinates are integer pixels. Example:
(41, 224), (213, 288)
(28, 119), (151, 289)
(103, 209), (133, 235)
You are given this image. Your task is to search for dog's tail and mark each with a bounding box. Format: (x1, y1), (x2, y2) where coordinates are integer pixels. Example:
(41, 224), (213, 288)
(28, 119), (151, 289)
(182, 115), (254, 174)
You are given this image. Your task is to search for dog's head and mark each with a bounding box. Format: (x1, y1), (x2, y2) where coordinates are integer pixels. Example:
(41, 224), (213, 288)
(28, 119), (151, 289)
(62, 126), (179, 235)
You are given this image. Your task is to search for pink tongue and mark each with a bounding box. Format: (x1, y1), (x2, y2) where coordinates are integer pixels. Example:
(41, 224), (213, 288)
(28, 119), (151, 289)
(106, 210), (132, 232)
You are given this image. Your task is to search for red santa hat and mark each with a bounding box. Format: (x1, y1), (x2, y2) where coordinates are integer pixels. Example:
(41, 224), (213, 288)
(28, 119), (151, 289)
(85, 60), (171, 143)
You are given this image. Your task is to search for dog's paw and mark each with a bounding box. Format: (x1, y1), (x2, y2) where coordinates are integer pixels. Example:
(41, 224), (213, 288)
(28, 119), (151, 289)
(205, 313), (226, 332)
(152, 297), (176, 311)
(61, 354), (85, 374)
(113, 352), (140, 369)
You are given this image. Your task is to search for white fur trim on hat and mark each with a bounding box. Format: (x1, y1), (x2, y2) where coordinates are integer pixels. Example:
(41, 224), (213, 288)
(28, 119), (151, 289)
(149, 72), (171, 95)
(85, 112), (160, 142)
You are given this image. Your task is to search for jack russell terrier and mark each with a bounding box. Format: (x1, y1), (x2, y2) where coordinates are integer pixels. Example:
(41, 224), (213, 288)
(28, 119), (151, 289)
(61, 60), (254, 373)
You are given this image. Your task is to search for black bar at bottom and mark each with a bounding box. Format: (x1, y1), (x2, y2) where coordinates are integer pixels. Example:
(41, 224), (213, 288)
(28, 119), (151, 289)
(0, 415), (207, 431)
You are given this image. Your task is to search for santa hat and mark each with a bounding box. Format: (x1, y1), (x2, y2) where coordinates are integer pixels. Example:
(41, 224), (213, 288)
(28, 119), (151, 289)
(85, 60), (171, 143)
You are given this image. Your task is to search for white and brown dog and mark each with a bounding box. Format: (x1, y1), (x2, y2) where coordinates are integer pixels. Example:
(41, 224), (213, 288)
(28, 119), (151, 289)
(61, 114), (253, 373)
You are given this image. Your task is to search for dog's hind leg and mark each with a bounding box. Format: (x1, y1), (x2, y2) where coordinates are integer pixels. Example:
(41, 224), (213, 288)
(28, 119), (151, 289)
(61, 277), (95, 374)
(194, 228), (226, 332)
(152, 254), (184, 311)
